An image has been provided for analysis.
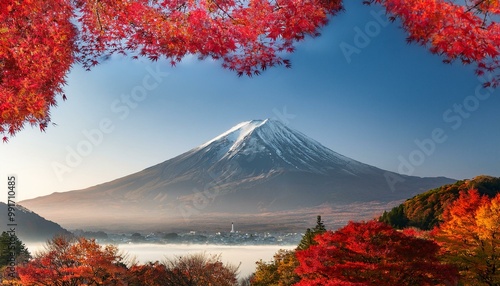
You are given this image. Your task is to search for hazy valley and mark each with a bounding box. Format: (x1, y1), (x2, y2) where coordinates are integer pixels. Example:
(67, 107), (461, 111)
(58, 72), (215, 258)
(20, 119), (453, 233)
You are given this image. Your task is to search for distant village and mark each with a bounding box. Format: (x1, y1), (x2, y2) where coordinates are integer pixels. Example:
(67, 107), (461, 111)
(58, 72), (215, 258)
(72, 223), (303, 246)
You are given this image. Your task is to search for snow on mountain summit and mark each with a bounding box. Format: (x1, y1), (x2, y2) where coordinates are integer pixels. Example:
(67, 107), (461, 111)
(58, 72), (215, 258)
(19, 119), (456, 229)
(194, 119), (370, 175)
(198, 119), (269, 151)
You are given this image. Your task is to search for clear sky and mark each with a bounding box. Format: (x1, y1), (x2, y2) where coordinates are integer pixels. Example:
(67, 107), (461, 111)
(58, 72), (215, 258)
(1, 2), (499, 203)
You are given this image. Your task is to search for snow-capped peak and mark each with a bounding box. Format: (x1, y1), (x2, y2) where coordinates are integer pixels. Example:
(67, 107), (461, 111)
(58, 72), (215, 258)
(192, 119), (368, 175)
(198, 119), (269, 150)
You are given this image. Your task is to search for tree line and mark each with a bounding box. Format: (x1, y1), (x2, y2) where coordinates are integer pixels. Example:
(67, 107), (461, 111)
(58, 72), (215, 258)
(1, 188), (499, 285)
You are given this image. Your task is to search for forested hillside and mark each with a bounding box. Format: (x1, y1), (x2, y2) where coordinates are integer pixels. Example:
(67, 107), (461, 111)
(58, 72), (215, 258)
(380, 175), (500, 230)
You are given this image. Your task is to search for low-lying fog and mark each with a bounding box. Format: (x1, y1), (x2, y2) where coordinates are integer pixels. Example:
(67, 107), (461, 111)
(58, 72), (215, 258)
(26, 242), (295, 278)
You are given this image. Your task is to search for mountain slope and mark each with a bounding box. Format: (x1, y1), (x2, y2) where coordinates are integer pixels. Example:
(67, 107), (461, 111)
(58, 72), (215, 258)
(379, 175), (500, 230)
(0, 203), (71, 241)
(20, 119), (454, 230)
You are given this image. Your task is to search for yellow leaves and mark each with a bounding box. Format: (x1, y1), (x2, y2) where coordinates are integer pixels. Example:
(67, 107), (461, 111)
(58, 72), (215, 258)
(252, 249), (299, 286)
(437, 189), (500, 284)
(476, 196), (500, 241)
(439, 189), (485, 242)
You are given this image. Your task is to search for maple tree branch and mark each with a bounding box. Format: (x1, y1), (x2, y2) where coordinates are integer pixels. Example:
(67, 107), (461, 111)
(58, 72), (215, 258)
(464, 0), (493, 28)
(465, 0), (488, 13)
(94, 0), (105, 32)
(212, 0), (235, 21)
(482, 12), (488, 27)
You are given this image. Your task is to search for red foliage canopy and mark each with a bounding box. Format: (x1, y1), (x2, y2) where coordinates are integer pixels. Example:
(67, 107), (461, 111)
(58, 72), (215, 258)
(295, 220), (459, 285)
(17, 236), (127, 285)
(370, 0), (500, 85)
(1, 0), (498, 139)
(1, 0), (75, 141)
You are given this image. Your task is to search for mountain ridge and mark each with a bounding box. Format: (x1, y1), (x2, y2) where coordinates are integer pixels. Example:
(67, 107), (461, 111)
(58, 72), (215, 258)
(0, 202), (71, 241)
(21, 119), (455, 231)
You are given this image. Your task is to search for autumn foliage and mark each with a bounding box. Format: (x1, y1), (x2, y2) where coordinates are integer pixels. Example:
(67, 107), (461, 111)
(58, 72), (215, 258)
(295, 220), (459, 285)
(380, 175), (500, 230)
(17, 236), (128, 285)
(251, 249), (300, 286)
(14, 235), (239, 286)
(2, 0), (500, 139)
(1, 0), (75, 141)
(436, 189), (500, 285)
(0, 0), (342, 140)
(6, 194), (500, 285)
(128, 254), (238, 286)
(369, 0), (500, 86)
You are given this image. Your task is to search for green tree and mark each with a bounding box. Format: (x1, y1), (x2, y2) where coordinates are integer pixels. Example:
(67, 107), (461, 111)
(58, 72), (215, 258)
(380, 204), (410, 229)
(297, 215), (326, 250)
(313, 215), (326, 233)
(0, 231), (30, 267)
(296, 228), (314, 252)
(0, 231), (30, 283)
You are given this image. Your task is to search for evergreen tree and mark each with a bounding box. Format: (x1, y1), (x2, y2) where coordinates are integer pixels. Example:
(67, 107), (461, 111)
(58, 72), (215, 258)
(379, 205), (410, 229)
(313, 215), (326, 233)
(0, 231), (30, 267)
(296, 228), (314, 251)
(297, 216), (327, 250)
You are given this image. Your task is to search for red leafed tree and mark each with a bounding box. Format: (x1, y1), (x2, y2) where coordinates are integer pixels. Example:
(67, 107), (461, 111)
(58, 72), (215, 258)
(16, 235), (128, 285)
(1, 0), (76, 141)
(1, 0), (499, 140)
(0, 0), (342, 141)
(295, 220), (459, 285)
(370, 0), (500, 85)
(127, 253), (238, 286)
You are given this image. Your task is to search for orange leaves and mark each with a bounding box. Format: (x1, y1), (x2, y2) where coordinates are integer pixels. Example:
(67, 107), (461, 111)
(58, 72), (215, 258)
(474, 0), (500, 14)
(17, 236), (128, 285)
(436, 189), (500, 285)
(476, 196), (500, 241)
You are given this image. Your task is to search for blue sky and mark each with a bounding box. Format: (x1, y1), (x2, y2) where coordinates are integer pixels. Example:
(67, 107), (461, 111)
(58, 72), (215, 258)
(1, 2), (499, 202)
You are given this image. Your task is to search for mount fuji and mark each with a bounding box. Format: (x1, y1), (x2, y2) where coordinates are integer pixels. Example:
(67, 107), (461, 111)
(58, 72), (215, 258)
(21, 119), (454, 231)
